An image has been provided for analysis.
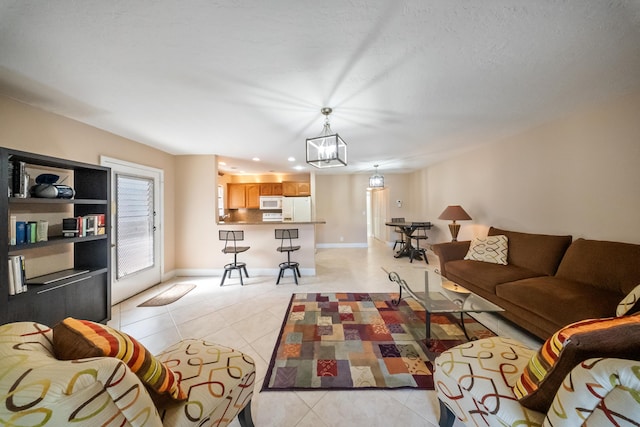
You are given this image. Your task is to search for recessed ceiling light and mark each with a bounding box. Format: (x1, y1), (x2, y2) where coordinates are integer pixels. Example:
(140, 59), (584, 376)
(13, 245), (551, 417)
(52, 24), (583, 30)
(252, 157), (260, 162)
(294, 165), (305, 171)
(288, 157), (295, 162)
(219, 161), (226, 166)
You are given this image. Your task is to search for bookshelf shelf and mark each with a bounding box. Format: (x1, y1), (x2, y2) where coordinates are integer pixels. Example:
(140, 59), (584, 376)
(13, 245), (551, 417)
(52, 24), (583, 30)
(1, 147), (111, 326)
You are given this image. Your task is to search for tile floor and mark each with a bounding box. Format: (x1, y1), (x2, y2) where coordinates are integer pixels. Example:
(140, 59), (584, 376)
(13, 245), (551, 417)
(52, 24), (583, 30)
(109, 239), (542, 427)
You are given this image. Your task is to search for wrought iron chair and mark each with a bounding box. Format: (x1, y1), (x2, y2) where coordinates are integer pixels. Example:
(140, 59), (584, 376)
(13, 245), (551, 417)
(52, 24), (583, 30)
(219, 230), (250, 286)
(391, 217), (406, 251)
(409, 222), (431, 264)
(275, 228), (301, 285)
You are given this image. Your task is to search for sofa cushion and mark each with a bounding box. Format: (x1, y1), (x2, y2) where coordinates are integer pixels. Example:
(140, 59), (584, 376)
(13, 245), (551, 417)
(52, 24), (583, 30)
(53, 317), (187, 403)
(446, 259), (543, 294)
(617, 284), (640, 316)
(496, 276), (621, 327)
(463, 235), (508, 265)
(555, 238), (640, 294)
(488, 227), (572, 276)
(513, 313), (640, 413)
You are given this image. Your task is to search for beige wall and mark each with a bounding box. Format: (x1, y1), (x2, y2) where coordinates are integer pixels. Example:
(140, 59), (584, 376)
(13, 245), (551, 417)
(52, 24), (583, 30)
(424, 90), (640, 244)
(0, 96), (177, 273)
(313, 90), (640, 247)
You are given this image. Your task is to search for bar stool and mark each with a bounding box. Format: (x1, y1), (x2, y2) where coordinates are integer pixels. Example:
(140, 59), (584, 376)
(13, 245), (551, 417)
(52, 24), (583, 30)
(275, 228), (301, 285)
(391, 217), (406, 251)
(219, 230), (250, 286)
(409, 222), (430, 264)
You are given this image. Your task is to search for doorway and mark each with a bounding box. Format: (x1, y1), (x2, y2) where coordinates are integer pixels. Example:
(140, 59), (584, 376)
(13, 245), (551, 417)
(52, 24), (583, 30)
(367, 188), (389, 242)
(101, 157), (163, 304)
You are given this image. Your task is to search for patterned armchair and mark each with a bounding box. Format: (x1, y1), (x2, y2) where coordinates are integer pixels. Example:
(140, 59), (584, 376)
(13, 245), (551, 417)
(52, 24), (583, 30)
(434, 336), (640, 426)
(0, 321), (255, 427)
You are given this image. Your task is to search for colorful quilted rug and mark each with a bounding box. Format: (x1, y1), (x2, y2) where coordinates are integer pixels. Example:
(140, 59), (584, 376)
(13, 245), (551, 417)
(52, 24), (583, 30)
(262, 292), (496, 391)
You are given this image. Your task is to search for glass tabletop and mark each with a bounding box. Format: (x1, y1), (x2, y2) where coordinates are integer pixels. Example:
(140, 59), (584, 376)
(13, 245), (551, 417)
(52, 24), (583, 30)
(382, 264), (504, 314)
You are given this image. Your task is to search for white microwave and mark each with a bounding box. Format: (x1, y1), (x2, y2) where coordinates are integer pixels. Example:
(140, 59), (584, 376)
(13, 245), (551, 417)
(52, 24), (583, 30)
(259, 196), (283, 210)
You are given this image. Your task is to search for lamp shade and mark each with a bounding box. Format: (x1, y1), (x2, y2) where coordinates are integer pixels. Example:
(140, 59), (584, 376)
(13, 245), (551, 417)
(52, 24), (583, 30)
(438, 205), (472, 221)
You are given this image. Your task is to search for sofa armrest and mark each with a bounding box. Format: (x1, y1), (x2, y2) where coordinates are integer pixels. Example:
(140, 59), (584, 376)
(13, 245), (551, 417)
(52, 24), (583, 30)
(543, 358), (640, 427)
(431, 241), (470, 277)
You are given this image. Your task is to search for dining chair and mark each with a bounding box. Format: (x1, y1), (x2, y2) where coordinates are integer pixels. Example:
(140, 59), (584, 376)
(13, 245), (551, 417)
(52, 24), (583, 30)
(409, 222), (430, 264)
(219, 230), (250, 286)
(275, 228), (301, 285)
(391, 217), (406, 251)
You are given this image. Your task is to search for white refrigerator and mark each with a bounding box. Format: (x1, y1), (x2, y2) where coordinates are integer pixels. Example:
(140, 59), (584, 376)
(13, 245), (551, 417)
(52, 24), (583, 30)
(282, 196), (311, 222)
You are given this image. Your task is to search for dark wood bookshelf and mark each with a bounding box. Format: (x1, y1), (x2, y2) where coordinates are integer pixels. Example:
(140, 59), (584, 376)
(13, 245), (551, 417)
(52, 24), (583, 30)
(1, 147), (111, 326)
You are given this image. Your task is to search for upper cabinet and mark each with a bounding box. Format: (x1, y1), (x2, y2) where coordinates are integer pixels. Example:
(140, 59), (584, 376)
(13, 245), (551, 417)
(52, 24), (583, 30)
(227, 183), (266, 209)
(282, 181), (311, 196)
(259, 183), (283, 196)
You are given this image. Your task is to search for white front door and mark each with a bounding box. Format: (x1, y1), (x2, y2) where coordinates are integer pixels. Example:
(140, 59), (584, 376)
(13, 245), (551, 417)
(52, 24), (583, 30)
(101, 157), (163, 304)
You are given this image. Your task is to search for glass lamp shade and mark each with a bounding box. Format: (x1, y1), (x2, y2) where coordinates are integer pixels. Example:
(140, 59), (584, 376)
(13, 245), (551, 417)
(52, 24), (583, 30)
(306, 133), (347, 168)
(369, 173), (384, 188)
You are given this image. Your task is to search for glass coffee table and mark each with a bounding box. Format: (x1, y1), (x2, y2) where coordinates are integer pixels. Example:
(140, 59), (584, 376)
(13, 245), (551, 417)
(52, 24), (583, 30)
(382, 265), (504, 341)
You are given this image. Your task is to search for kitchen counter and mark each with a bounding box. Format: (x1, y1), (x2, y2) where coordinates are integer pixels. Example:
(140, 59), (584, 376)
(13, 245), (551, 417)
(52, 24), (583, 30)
(217, 220), (326, 225)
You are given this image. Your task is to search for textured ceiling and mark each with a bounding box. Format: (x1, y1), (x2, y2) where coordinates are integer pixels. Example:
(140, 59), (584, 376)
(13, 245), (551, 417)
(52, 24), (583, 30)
(1, 1), (640, 175)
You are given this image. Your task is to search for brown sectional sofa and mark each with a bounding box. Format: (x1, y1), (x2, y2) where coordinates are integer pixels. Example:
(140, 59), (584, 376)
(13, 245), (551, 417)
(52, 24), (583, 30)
(432, 227), (640, 340)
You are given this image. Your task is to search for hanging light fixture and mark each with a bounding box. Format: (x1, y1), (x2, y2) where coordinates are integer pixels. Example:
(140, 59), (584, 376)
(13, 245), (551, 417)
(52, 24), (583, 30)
(306, 107), (347, 168)
(369, 164), (384, 188)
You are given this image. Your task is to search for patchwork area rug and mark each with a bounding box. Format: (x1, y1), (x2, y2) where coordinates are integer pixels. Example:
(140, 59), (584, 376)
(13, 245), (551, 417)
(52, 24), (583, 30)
(262, 292), (495, 391)
(138, 283), (196, 307)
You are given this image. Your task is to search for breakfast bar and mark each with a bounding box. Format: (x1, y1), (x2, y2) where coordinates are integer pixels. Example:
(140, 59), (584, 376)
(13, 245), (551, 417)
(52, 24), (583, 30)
(216, 219), (326, 278)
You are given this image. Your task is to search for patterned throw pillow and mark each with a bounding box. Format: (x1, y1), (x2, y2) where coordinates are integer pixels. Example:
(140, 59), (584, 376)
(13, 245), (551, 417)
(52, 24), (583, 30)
(514, 313), (640, 413)
(53, 317), (186, 403)
(463, 235), (508, 265)
(617, 284), (640, 316)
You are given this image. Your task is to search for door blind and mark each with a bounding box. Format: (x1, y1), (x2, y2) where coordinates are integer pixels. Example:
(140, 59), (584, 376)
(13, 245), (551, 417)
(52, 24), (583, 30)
(116, 174), (154, 279)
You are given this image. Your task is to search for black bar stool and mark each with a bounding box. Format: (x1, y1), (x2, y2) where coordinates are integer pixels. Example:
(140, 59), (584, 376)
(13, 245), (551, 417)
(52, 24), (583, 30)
(219, 230), (250, 286)
(275, 228), (301, 285)
(409, 222), (430, 264)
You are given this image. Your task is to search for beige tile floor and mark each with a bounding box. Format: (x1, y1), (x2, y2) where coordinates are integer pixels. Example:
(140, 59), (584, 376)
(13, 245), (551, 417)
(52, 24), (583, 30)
(109, 239), (542, 427)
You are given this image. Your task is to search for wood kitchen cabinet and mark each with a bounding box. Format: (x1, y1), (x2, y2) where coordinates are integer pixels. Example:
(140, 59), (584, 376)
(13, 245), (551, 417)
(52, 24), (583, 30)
(246, 184), (260, 208)
(228, 183), (260, 208)
(227, 184), (246, 209)
(260, 183), (283, 196)
(282, 181), (311, 196)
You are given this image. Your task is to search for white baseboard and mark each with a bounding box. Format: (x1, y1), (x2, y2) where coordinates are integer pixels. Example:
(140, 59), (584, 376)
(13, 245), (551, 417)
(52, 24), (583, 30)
(316, 243), (369, 248)
(174, 268), (316, 277)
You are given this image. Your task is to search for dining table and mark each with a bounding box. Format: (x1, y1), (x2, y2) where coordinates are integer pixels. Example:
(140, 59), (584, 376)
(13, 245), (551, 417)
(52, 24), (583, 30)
(384, 220), (433, 259)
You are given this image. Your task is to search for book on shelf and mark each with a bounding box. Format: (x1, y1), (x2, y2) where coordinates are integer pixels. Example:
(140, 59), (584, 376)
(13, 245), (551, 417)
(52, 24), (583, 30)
(15, 221), (26, 245)
(9, 215), (16, 245)
(36, 220), (48, 242)
(62, 215), (105, 237)
(11, 160), (29, 198)
(8, 255), (26, 295)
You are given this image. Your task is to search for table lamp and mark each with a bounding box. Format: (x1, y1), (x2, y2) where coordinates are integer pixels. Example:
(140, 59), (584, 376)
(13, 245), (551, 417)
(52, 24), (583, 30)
(438, 205), (472, 241)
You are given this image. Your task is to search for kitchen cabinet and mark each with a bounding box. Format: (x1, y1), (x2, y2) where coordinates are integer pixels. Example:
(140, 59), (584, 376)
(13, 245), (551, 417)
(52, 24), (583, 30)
(283, 181), (311, 196)
(246, 184), (260, 208)
(1, 147), (111, 326)
(260, 183), (283, 196)
(227, 184), (246, 209)
(227, 183), (261, 208)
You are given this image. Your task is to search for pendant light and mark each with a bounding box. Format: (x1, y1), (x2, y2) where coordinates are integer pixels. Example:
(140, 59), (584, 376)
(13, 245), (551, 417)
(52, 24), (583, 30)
(306, 107), (347, 168)
(369, 164), (384, 188)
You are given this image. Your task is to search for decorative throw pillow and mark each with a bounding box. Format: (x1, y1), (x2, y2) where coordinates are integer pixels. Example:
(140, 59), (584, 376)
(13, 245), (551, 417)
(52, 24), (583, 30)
(514, 313), (640, 413)
(463, 235), (508, 265)
(616, 284), (640, 316)
(53, 317), (186, 403)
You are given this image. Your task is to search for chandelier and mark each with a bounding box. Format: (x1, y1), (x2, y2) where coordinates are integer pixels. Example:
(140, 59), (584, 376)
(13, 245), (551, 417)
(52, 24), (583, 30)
(369, 164), (384, 188)
(306, 107), (347, 168)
